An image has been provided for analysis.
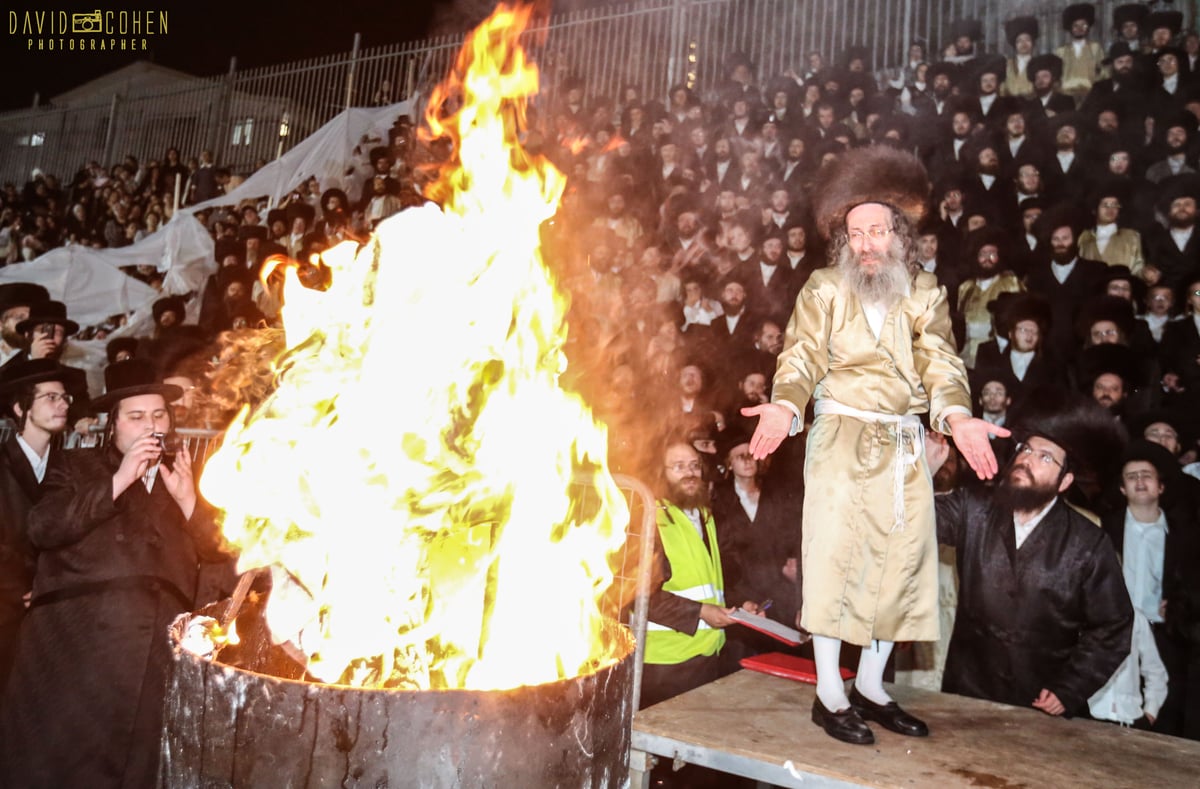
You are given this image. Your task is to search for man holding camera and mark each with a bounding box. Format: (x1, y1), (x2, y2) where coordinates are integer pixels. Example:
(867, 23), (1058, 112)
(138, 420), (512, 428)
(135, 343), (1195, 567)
(0, 359), (231, 788)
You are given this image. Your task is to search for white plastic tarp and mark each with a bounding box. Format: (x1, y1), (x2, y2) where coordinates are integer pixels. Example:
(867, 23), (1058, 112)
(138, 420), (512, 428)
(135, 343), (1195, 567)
(184, 99), (416, 216)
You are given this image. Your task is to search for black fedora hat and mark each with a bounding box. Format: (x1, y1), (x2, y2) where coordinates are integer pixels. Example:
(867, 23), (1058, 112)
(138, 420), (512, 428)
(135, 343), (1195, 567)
(0, 282), (49, 315)
(0, 358), (85, 395)
(15, 300), (78, 336)
(91, 359), (183, 413)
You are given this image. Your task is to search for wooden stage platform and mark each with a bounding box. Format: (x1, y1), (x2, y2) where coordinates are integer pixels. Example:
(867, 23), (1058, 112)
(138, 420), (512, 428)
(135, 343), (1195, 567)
(629, 669), (1200, 788)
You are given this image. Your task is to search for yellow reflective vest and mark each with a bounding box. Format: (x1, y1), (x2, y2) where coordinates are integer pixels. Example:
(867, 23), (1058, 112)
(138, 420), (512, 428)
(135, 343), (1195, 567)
(644, 502), (726, 665)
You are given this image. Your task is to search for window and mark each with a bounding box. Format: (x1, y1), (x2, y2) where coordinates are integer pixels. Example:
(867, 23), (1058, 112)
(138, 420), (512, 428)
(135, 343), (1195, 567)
(231, 118), (254, 146)
(15, 132), (45, 147)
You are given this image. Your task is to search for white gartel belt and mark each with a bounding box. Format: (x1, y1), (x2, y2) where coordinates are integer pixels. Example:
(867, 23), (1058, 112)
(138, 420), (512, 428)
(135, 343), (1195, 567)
(813, 399), (924, 533)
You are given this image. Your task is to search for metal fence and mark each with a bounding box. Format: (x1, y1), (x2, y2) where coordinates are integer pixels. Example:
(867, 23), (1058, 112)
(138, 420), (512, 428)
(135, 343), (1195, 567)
(0, 0), (1193, 186)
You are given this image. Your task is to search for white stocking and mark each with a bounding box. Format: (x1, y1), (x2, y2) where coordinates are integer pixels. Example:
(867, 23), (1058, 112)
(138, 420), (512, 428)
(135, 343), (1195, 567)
(812, 634), (849, 711)
(855, 639), (895, 705)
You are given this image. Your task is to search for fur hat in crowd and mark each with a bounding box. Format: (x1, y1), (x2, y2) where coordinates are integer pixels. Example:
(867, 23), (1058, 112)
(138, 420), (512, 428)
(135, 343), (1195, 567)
(811, 144), (930, 239)
(1113, 4), (1149, 31)
(1061, 4), (1096, 32)
(1005, 16), (1039, 47)
(1008, 385), (1124, 476)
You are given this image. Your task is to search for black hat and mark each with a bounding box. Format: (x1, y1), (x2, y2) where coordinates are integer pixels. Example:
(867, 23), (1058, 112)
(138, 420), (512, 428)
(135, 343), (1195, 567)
(1156, 173), (1200, 214)
(1119, 438), (1179, 484)
(237, 224), (268, 242)
(1104, 41), (1139, 64)
(1113, 4), (1149, 30)
(266, 208), (287, 228)
(1077, 343), (1140, 397)
(1156, 44), (1185, 66)
(1003, 292), (1053, 335)
(1078, 295), (1138, 344)
(285, 201), (316, 226)
(1009, 386), (1124, 472)
(0, 282), (49, 316)
(214, 238), (243, 265)
(715, 427), (753, 460)
(963, 225), (1010, 266)
(927, 61), (959, 85)
(950, 19), (983, 42)
(91, 358), (183, 412)
(1005, 16), (1039, 47)
(1098, 264), (1145, 302)
(1026, 53), (1064, 82)
(152, 296), (187, 325)
(368, 146), (392, 167)
(1147, 10), (1184, 36)
(1130, 409), (1197, 451)
(16, 300), (78, 336)
(973, 54), (1007, 86)
(1087, 178), (1132, 211)
(105, 337), (139, 364)
(0, 358), (85, 396)
(1062, 4), (1096, 31)
(320, 188), (350, 215)
(1037, 201), (1090, 242)
(969, 365), (1020, 401)
(217, 266), (254, 294)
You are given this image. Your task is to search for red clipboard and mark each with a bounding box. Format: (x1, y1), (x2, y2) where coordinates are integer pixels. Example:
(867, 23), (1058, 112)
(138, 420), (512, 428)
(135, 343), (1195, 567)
(739, 652), (856, 684)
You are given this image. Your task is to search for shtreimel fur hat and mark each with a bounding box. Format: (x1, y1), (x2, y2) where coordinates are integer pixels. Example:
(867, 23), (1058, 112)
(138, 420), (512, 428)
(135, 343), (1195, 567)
(811, 145), (930, 240)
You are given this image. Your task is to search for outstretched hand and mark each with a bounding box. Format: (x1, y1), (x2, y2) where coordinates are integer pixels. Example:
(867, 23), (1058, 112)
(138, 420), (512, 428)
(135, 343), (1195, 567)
(946, 414), (1008, 480)
(741, 403), (793, 460)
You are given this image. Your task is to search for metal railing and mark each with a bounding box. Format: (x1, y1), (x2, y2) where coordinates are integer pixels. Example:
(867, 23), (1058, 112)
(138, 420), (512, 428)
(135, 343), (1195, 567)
(1, 0), (1188, 187)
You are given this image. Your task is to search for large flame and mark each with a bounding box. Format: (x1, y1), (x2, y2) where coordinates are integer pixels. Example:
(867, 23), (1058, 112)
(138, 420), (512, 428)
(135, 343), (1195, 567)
(200, 4), (630, 691)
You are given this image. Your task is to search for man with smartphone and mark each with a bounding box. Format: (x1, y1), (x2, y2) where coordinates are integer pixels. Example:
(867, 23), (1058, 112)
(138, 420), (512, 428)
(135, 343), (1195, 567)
(0, 359), (230, 787)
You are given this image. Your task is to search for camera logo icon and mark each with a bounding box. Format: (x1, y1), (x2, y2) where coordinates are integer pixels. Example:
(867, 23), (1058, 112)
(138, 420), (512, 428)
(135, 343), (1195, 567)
(72, 10), (102, 34)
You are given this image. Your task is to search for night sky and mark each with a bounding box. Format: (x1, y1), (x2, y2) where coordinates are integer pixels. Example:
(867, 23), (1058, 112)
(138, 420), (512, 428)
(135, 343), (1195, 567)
(0, 1), (448, 111)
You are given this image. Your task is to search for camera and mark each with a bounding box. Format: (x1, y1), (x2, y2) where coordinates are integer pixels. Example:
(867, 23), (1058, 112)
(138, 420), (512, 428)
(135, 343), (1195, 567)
(152, 432), (181, 470)
(72, 11), (102, 33)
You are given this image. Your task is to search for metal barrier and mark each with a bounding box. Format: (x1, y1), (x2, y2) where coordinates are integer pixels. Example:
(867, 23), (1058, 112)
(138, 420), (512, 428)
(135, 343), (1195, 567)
(0, 0), (1177, 186)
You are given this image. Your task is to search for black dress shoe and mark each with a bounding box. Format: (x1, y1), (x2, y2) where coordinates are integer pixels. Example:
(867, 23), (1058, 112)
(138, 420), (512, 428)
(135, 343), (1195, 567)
(849, 686), (930, 737)
(811, 696), (875, 745)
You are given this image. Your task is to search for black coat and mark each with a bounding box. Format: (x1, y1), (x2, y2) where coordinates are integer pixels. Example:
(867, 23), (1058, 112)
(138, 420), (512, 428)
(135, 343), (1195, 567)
(710, 477), (802, 628)
(0, 445), (228, 788)
(0, 437), (63, 696)
(936, 489), (1133, 716)
(1023, 256), (1108, 365)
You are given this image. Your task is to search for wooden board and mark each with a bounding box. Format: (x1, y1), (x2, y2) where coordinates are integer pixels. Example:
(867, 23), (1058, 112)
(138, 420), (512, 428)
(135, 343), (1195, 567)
(632, 670), (1200, 788)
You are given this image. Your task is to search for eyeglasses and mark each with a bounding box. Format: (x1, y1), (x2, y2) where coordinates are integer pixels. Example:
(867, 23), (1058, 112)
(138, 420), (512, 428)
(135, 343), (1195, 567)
(665, 461), (704, 474)
(848, 226), (893, 243)
(1015, 441), (1063, 469)
(33, 391), (72, 405)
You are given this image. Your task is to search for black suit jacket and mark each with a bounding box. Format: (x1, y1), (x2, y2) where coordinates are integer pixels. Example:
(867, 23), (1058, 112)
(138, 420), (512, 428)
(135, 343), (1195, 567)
(1024, 256), (1108, 364)
(936, 489), (1133, 716)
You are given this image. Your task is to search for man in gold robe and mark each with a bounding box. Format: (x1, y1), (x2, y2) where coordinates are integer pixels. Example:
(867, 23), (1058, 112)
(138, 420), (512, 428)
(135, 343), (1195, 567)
(744, 146), (1004, 745)
(1054, 4), (1107, 104)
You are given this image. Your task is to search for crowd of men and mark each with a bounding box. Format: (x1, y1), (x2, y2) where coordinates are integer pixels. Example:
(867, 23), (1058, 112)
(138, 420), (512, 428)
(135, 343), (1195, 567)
(1, 1), (1200, 783)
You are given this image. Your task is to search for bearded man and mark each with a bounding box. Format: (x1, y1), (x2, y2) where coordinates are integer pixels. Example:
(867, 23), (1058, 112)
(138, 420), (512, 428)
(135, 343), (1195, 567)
(743, 145), (1004, 745)
(928, 389), (1133, 718)
(641, 437), (755, 710)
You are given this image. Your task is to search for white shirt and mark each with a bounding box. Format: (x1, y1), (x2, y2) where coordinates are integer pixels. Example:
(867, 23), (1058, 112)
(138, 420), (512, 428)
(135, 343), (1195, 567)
(1170, 225), (1193, 252)
(1123, 508), (1168, 623)
(980, 173), (996, 190)
(1088, 612), (1168, 725)
(1014, 496), (1057, 549)
(1142, 313), (1171, 342)
(921, 258), (938, 273)
(682, 507), (705, 539)
(1009, 136), (1025, 157)
(1010, 348), (1034, 381)
(725, 312), (743, 334)
(979, 93), (997, 115)
(1094, 222), (1118, 253)
(734, 479), (759, 521)
(1056, 151), (1075, 172)
(759, 261), (778, 285)
(1051, 258), (1077, 284)
(1163, 74), (1179, 95)
(16, 435), (48, 482)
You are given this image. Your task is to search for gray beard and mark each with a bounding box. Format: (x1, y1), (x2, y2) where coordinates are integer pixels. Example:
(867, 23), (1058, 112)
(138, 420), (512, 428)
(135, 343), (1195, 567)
(835, 243), (911, 308)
